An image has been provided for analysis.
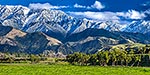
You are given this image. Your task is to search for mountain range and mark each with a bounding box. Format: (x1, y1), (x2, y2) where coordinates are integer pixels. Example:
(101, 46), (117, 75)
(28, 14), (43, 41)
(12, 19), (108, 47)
(0, 5), (150, 54)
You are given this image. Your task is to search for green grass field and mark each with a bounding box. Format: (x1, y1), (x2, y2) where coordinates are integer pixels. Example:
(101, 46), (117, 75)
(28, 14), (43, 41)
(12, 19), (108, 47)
(0, 64), (150, 75)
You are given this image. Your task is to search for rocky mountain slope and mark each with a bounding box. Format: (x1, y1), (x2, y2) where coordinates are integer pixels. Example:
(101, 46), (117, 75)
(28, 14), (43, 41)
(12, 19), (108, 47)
(0, 25), (149, 54)
(122, 20), (150, 34)
(0, 25), (61, 54)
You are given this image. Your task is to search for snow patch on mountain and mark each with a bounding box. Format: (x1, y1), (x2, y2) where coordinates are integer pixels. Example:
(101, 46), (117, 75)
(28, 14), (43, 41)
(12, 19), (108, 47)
(0, 5), (150, 38)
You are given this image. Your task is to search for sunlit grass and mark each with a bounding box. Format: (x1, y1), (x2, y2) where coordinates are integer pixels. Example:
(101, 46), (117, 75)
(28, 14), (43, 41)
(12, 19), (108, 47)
(0, 64), (150, 75)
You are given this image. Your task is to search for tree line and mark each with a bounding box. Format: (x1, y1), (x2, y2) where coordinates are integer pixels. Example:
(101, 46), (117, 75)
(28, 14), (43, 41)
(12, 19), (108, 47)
(0, 45), (150, 66)
(0, 53), (37, 63)
(66, 45), (150, 67)
(0, 52), (65, 63)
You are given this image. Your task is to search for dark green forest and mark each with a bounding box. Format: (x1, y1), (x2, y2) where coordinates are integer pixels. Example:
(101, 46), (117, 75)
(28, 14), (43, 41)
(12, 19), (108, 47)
(66, 45), (150, 66)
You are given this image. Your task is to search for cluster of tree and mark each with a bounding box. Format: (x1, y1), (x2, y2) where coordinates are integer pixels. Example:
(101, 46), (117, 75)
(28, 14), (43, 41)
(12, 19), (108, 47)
(0, 53), (44, 63)
(0, 52), (65, 63)
(66, 45), (150, 66)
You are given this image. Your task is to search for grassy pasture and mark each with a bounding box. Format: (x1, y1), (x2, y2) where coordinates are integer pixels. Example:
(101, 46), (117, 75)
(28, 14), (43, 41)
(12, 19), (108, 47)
(0, 64), (150, 75)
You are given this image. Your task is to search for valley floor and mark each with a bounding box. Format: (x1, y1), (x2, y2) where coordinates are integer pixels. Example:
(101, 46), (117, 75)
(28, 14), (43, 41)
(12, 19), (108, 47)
(0, 64), (150, 75)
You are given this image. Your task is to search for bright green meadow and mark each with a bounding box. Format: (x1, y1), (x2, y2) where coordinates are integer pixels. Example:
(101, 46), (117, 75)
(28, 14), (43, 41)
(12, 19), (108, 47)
(0, 64), (150, 75)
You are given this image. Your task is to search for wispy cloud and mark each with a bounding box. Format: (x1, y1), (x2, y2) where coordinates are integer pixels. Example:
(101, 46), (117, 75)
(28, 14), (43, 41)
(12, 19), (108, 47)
(74, 4), (87, 8)
(29, 1), (105, 10)
(73, 1), (105, 10)
(117, 10), (146, 19)
(29, 3), (69, 9)
(68, 11), (119, 21)
(68, 10), (146, 21)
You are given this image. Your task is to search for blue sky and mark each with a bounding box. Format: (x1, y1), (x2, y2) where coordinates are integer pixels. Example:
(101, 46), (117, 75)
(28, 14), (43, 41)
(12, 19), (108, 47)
(0, 0), (148, 11)
(0, 0), (149, 21)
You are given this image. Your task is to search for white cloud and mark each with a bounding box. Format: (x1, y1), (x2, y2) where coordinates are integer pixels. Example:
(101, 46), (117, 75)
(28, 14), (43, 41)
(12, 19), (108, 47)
(68, 10), (146, 21)
(91, 1), (105, 10)
(29, 3), (69, 9)
(73, 3), (91, 9)
(68, 11), (120, 21)
(74, 4), (86, 8)
(73, 1), (105, 10)
(117, 10), (146, 19)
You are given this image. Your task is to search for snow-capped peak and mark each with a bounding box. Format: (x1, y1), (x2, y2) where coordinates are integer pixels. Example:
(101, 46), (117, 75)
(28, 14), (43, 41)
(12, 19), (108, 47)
(0, 5), (150, 38)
